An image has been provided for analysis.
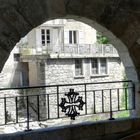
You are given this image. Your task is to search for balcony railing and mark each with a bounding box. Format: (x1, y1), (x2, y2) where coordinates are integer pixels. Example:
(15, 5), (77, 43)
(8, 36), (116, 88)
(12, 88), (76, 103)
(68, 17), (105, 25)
(19, 43), (118, 57)
(0, 80), (135, 131)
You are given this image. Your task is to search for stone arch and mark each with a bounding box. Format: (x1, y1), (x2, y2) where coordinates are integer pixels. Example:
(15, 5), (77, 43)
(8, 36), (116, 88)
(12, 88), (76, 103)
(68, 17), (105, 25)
(0, 0), (139, 82)
(0, 0), (140, 117)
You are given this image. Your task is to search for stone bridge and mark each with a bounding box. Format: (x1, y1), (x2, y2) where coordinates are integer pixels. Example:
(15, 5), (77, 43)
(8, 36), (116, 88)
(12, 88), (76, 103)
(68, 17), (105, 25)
(0, 0), (140, 139)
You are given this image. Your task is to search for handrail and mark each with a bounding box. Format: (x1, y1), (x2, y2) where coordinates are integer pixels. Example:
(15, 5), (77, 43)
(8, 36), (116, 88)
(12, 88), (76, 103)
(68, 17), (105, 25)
(0, 80), (133, 91)
(0, 80), (135, 131)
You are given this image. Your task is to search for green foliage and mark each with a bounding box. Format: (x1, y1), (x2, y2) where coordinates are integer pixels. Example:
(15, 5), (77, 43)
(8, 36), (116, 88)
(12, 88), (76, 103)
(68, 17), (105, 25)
(115, 74), (130, 118)
(123, 73), (128, 86)
(121, 73), (128, 109)
(96, 32), (109, 44)
(114, 111), (129, 118)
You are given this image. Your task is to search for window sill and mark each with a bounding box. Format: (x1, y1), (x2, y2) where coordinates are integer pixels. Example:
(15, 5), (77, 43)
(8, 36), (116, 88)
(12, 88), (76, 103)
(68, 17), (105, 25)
(74, 75), (85, 79)
(90, 74), (109, 78)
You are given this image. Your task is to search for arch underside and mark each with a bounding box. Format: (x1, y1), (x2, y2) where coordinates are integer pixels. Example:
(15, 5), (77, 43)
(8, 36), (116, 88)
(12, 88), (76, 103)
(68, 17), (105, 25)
(0, 0), (139, 81)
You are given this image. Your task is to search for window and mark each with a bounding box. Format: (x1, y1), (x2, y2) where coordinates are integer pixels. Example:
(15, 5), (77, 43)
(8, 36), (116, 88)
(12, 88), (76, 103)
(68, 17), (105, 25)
(69, 30), (77, 44)
(75, 59), (83, 76)
(91, 58), (108, 75)
(91, 59), (98, 74)
(100, 58), (107, 74)
(14, 53), (20, 61)
(41, 29), (50, 46)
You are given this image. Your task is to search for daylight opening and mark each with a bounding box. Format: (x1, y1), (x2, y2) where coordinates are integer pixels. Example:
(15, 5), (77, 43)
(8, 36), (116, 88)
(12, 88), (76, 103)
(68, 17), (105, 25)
(0, 19), (136, 133)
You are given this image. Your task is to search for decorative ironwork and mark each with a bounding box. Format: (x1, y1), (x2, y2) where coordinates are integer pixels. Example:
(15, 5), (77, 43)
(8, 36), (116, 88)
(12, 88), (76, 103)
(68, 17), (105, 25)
(59, 89), (85, 120)
(0, 81), (134, 131)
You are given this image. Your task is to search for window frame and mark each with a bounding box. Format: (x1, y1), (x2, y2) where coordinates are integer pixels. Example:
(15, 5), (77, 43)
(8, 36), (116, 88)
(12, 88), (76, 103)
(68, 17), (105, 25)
(41, 29), (51, 46)
(100, 58), (108, 75)
(91, 58), (99, 75)
(90, 58), (108, 77)
(74, 59), (84, 78)
(69, 30), (78, 44)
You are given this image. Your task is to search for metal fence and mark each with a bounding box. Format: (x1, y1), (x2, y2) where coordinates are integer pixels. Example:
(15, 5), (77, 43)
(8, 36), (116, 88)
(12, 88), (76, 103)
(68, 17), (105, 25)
(0, 80), (135, 131)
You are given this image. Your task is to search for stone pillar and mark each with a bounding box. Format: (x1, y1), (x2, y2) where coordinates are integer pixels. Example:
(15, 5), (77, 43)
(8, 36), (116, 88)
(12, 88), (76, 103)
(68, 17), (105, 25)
(28, 61), (39, 86)
(119, 51), (140, 117)
(130, 82), (140, 118)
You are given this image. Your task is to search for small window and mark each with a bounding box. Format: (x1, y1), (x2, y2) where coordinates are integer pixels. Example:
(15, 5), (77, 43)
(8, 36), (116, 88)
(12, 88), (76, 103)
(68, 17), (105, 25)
(91, 58), (108, 76)
(69, 30), (77, 44)
(75, 59), (83, 76)
(41, 29), (51, 46)
(14, 53), (20, 61)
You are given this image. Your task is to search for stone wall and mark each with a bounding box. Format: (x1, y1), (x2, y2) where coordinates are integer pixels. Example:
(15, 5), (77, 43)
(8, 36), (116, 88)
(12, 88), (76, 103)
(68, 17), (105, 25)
(37, 58), (124, 85)
(0, 48), (21, 88)
(0, 118), (140, 139)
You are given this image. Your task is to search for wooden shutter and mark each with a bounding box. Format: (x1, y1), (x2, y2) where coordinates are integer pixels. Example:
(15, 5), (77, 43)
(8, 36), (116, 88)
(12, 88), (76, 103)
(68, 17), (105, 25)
(36, 28), (42, 47)
(64, 30), (69, 44)
(79, 30), (84, 44)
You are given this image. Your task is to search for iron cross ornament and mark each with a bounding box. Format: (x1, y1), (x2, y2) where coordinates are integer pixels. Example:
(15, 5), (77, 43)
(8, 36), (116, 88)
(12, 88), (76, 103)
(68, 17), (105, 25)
(59, 89), (85, 120)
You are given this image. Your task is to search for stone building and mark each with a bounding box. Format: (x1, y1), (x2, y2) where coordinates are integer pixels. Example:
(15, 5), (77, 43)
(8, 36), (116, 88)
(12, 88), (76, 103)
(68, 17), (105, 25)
(15, 19), (124, 87)
(0, 19), (126, 124)
(0, 19), (124, 88)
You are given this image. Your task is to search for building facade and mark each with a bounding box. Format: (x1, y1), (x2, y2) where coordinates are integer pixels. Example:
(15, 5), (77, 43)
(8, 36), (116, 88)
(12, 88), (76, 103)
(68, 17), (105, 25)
(15, 19), (124, 87)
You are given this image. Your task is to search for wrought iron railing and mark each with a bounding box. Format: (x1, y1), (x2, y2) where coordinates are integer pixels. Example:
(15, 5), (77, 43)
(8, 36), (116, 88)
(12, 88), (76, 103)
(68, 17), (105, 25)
(0, 80), (135, 131)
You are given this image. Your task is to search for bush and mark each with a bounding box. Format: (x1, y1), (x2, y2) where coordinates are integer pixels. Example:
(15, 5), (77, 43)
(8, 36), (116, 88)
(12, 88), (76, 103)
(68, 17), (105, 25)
(96, 32), (109, 44)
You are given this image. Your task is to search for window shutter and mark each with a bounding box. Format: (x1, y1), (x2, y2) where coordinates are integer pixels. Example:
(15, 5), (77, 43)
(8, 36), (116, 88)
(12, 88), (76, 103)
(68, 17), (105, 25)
(53, 29), (59, 45)
(79, 30), (84, 44)
(36, 29), (41, 47)
(64, 30), (69, 44)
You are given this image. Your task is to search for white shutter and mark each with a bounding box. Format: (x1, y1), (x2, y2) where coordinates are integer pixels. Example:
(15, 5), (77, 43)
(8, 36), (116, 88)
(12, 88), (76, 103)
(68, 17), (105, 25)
(36, 28), (41, 47)
(53, 29), (59, 45)
(64, 30), (69, 44)
(79, 30), (84, 44)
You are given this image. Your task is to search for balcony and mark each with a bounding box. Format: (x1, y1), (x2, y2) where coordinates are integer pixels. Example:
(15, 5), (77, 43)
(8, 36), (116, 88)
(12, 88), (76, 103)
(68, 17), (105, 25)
(19, 43), (119, 60)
